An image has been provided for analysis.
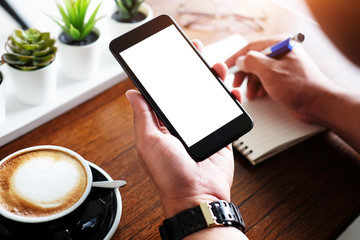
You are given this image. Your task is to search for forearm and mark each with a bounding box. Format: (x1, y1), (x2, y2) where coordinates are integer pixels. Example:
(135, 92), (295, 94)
(184, 226), (248, 240)
(309, 85), (360, 152)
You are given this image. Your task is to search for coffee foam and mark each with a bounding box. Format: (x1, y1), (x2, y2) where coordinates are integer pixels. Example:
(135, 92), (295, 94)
(0, 149), (88, 218)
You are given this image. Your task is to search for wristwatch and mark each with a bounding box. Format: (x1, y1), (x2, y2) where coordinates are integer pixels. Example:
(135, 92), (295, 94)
(159, 200), (245, 240)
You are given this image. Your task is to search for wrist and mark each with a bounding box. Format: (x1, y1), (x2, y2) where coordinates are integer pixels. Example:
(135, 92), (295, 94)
(308, 84), (345, 127)
(310, 86), (360, 152)
(300, 78), (339, 125)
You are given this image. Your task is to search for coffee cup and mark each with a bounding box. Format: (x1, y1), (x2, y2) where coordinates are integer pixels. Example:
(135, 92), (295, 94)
(0, 145), (93, 223)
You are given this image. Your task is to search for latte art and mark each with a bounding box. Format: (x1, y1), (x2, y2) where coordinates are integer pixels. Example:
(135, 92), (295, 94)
(0, 149), (88, 218)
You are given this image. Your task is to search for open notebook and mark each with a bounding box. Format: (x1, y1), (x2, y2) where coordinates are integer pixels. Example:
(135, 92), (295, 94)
(203, 34), (324, 165)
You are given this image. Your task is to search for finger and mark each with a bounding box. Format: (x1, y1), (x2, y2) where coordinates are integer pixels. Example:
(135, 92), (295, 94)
(212, 62), (227, 81)
(225, 34), (291, 68)
(256, 85), (268, 98)
(231, 88), (242, 103)
(225, 42), (262, 67)
(232, 71), (247, 88)
(236, 50), (273, 76)
(246, 74), (261, 100)
(192, 39), (204, 53)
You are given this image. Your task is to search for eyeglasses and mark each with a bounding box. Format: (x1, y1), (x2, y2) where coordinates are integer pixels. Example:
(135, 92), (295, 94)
(176, 0), (268, 33)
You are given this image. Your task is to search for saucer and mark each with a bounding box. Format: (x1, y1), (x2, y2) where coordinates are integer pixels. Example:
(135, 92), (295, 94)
(0, 161), (122, 240)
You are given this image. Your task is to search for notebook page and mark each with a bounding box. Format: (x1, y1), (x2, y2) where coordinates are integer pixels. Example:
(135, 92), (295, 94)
(203, 34), (323, 165)
(235, 97), (322, 163)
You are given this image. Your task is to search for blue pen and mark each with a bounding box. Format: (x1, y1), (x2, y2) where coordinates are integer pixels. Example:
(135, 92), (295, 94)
(228, 32), (305, 75)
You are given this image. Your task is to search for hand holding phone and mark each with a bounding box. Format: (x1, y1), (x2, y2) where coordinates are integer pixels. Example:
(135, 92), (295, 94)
(109, 15), (253, 161)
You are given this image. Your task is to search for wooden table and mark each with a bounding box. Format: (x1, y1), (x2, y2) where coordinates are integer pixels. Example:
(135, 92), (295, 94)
(1, 0), (359, 239)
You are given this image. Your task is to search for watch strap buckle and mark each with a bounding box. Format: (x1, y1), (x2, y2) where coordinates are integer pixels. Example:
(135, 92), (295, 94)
(199, 202), (220, 227)
(208, 201), (246, 231)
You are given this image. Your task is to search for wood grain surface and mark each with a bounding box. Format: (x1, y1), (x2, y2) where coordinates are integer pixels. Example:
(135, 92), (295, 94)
(1, 0), (359, 239)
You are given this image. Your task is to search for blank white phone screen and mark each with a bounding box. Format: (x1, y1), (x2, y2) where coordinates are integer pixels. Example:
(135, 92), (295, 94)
(120, 25), (243, 147)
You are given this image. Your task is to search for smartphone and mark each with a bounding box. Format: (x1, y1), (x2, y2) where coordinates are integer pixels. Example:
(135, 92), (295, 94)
(109, 14), (253, 161)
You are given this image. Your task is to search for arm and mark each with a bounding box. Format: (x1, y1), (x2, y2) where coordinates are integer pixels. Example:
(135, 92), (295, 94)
(226, 35), (360, 153)
(126, 89), (247, 240)
(125, 39), (248, 238)
(310, 86), (360, 152)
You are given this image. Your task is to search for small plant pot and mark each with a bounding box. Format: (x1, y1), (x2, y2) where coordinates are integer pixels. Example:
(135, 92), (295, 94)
(57, 28), (101, 81)
(7, 60), (57, 105)
(108, 3), (153, 39)
(0, 71), (5, 123)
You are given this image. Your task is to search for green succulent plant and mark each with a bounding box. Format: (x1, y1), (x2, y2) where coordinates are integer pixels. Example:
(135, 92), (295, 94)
(1, 28), (57, 71)
(51, 0), (102, 42)
(115, 0), (144, 21)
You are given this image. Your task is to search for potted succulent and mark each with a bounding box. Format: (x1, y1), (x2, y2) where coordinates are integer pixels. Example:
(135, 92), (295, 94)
(50, 0), (103, 81)
(108, 0), (153, 38)
(1, 28), (57, 105)
(0, 65), (5, 123)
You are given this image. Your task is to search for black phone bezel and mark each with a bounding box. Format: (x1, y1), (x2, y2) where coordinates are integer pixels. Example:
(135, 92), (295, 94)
(109, 14), (253, 161)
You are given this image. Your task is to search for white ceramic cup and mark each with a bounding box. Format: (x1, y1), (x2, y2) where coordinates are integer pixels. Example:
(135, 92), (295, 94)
(0, 145), (92, 223)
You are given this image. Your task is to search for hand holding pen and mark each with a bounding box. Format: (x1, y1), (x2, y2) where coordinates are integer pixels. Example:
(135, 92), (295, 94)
(223, 32), (324, 105)
(228, 32), (305, 75)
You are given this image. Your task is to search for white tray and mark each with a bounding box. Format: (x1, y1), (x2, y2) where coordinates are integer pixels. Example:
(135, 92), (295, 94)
(0, 55), (126, 147)
(0, 0), (128, 147)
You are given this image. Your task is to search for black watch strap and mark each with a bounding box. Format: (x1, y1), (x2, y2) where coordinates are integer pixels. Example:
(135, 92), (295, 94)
(159, 201), (245, 240)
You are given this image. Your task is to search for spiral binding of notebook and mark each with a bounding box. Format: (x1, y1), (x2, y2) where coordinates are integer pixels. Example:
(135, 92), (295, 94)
(233, 140), (253, 157)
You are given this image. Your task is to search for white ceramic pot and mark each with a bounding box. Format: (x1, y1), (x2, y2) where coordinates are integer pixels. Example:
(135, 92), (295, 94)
(0, 72), (5, 123)
(7, 60), (57, 105)
(108, 3), (153, 39)
(57, 28), (101, 81)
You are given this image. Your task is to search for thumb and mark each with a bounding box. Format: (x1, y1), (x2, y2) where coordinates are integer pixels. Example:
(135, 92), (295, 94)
(126, 90), (160, 138)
